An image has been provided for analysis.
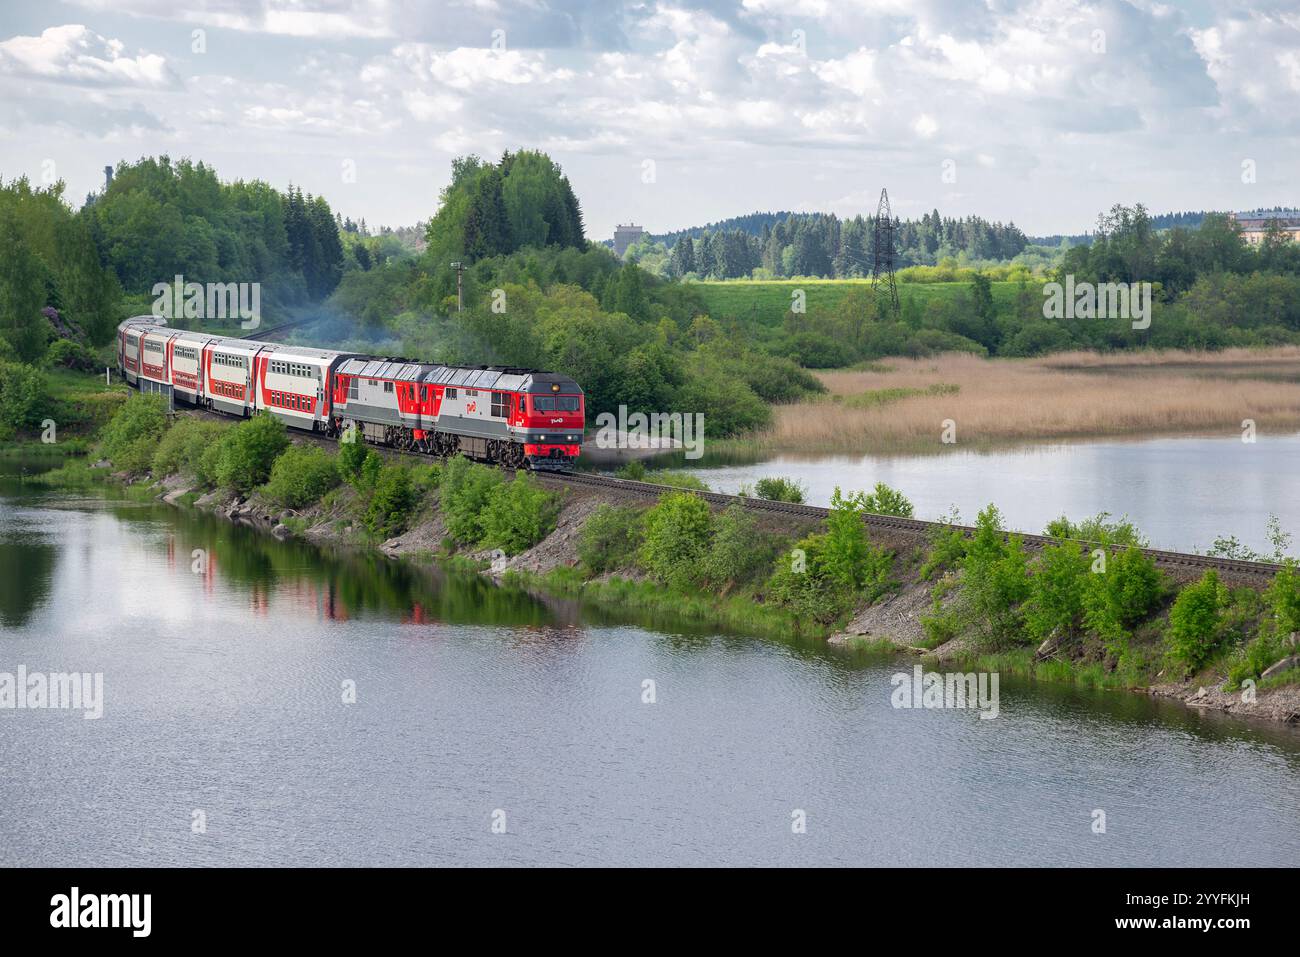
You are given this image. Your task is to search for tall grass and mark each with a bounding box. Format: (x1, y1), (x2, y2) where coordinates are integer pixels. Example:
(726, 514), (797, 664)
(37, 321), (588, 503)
(740, 350), (1300, 454)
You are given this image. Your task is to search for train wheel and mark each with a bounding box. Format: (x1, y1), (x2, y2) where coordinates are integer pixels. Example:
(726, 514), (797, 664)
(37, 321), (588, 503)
(502, 443), (525, 469)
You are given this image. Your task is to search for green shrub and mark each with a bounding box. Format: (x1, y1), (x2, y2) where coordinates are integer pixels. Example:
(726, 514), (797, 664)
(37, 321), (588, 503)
(1044, 512), (1147, 547)
(645, 469), (709, 490)
(1081, 546), (1165, 655)
(214, 412), (289, 492)
(701, 502), (777, 589)
(920, 509), (967, 580)
(0, 361), (50, 435)
(822, 487), (895, 599)
(440, 454), (504, 545)
(408, 463), (443, 495)
(196, 432), (231, 487)
(152, 418), (227, 480)
(961, 504), (1032, 649)
(578, 504), (645, 573)
(338, 426), (381, 490)
(753, 476), (805, 504)
(1265, 563), (1300, 637)
(855, 482), (914, 518)
(1166, 571), (1228, 673)
(262, 445), (341, 509)
(764, 533), (858, 626)
(615, 460), (646, 481)
(640, 492), (714, 588)
(99, 393), (168, 473)
(1227, 631), (1291, 689)
(920, 595), (961, 648)
(45, 339), (96, 372)
(480, 473), (559, 554)
(1024, 539), (1092, 642)
(365, 465), (420, 538)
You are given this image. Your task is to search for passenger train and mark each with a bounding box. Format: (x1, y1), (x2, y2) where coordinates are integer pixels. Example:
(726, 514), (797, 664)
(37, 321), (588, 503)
(116, 316), (585, 470)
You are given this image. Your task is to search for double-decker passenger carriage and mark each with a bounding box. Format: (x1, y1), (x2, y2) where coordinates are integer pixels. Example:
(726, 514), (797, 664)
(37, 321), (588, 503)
(116, 317), (585, 470)
(117, 316), (155, 385)
(168, 332), (219, 403)
(257, 344), (355, 430)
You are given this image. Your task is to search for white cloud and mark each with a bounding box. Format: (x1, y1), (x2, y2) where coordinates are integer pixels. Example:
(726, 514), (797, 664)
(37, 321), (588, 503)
(0, 24), (174, 87)
(3, 1), (1297, 237)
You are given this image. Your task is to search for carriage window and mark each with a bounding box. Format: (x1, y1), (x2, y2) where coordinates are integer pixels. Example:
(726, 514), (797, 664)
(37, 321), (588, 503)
(348, 377), (358, 400)
(490, 392), (506, 417)
(384, 381), (393, 393)
(446, 388), (457, 399)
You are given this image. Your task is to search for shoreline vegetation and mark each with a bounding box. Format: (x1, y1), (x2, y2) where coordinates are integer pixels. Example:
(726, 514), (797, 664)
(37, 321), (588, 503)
(720, 348), (1300, 455)
(29, 389), (1300, 727)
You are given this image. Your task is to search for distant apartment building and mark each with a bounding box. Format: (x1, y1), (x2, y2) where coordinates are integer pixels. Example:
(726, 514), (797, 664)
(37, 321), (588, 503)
(612, 223), (646, 257)
(1231, 209), (1300, 246)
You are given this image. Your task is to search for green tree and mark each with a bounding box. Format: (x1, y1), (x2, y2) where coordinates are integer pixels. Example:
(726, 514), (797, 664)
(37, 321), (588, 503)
(0, 361), (49, 436)
(0, 211), (49, 362)
(578, 504), (645, 573)
(99, 394), (168, 473)
(1167, 570), (1228, 673)
(639, 492), (714, 589)
(263, 445), (340, 508)
(215, 412), (289, 492)
(479, 473), (559, 554)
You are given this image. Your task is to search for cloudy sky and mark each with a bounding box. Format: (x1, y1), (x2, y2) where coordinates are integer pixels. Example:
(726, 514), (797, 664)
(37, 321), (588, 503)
(0, 0), (1296, 240)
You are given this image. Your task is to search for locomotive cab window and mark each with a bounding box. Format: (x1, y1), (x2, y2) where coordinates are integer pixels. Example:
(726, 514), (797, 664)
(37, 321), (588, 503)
(532, 395), (580, 413)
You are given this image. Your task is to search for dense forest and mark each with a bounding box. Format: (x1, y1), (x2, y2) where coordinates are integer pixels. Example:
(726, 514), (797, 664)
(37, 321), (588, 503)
(0, 157), (353, 439)
(326, 150), (824, 435)
(755, 203), (1300, 365)
(633, 209), (1031, 279)
(423, 150), (585, 264)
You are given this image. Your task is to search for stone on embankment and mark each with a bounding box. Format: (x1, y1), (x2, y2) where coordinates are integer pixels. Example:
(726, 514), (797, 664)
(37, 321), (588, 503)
(1261, 656), (1300, 680)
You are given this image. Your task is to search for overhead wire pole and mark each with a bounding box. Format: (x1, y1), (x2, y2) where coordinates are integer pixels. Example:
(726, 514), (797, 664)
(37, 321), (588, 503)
(451, 261), (464, 312)
(870, 188), (900, 315)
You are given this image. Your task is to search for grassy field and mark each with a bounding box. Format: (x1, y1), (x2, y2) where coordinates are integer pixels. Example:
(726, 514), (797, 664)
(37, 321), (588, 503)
(691, 278), (1029, 326)
(720, 349), (1300, 455)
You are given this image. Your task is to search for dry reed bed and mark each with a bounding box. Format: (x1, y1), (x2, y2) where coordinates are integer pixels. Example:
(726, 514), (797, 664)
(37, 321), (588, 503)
(1038, 347), (1300, 369)
(756, 352), (1300, 454)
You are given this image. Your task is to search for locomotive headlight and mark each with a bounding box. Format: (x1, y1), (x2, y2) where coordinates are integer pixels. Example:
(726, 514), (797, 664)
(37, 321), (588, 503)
(551, 383), (560, 392)
(539, 435), (547, 441)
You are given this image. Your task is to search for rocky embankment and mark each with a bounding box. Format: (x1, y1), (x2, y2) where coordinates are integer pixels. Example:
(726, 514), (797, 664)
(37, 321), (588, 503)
(143, 466), (1300, 728)
(829, 572), (1300, 725)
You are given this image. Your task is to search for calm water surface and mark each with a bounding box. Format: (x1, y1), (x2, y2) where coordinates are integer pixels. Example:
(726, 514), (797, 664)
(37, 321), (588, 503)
(651, 433), (1300, 555)
(1, 469), (1299, 867)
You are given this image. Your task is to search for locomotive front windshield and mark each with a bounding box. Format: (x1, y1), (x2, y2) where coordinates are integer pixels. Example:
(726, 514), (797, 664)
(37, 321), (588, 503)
(532, 395), (581, 412)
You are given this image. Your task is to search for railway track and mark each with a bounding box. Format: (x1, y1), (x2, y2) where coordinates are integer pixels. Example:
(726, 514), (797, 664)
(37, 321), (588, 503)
(238, 314), (326, 341)
(552, 472), (1287, 580)
(179, 408), (1286, 582)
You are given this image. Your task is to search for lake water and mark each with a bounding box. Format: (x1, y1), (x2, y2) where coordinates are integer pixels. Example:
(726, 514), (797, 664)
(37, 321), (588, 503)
(641, 433), (1300, 555)
(2, 469), (1299, 866)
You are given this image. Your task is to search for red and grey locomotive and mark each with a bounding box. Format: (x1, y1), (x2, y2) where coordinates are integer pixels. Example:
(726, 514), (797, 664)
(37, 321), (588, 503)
(116, 316), (584, 470)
